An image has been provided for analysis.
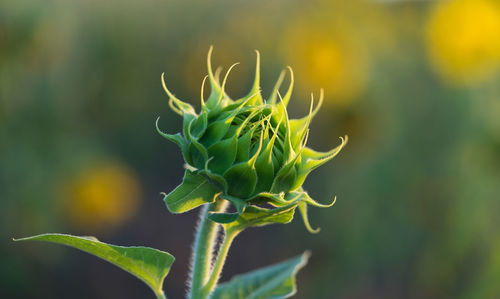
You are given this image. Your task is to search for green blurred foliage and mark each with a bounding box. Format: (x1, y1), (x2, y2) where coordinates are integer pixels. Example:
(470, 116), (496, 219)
(1, 0), (500, 298)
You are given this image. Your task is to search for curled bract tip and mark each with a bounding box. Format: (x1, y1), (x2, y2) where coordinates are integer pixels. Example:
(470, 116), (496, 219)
(160, 73), (174, 98)
(184, 163), (198, 172)
(282, 66), (295, 107)
(200, 75), (208, 106)
(298, 201), (320, 234)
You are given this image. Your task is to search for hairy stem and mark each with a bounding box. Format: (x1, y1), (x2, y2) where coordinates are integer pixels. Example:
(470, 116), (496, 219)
(201, 230), (239, 298)
(188, 200), (227, 299)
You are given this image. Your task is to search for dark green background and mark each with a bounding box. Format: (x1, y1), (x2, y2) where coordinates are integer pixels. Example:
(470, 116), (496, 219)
(2, 0), (500, 298)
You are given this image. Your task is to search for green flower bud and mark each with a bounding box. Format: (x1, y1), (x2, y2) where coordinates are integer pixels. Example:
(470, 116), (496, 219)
(157, 47), (347, 232)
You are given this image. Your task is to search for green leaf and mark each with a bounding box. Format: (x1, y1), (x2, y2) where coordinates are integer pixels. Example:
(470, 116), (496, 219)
(208, 195), (248, 224)
(270, 161), (297, 194)
(235, 127), (253, 162)
(191, 109), (208, 138)
(163, 170), (220, 213)
(224, 162), (258, 199)
(207, 135), (238, 174)
(289, 90), (322, 151)
(242, 50), (264, 106)
(293, 136), (347, 191)
(208, 212), (240, 224)
(254, 144), (275, 194)
(155, 117), (187, 151)
(267, 69), (285, 105)
(14, 233), (174, 299)
(223, 203), (297, 234)
(200, 120), (233, 147)
(211, 251), (310, 299)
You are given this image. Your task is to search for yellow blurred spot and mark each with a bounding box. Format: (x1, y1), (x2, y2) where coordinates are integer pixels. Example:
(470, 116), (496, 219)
(61, 162), (141, 233)
(282, 22), (369, 107)
(426, 0), (500, 86)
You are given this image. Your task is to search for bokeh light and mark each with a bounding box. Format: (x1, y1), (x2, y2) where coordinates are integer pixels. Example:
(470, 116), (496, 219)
(425, 0), (500, 86)
(282, 20), (369, 107)
(59, 162), (141, 234)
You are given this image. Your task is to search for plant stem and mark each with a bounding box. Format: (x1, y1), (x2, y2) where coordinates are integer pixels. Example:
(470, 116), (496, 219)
(156, 292), (166, 299)
(188, 201), (226, 299)
(201, 230), (239, 298)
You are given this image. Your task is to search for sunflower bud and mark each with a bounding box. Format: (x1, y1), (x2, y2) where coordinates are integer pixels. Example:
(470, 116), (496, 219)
(157, 47), (347, 232)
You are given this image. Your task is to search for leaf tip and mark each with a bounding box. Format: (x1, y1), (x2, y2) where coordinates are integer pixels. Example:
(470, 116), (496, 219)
(302, 250), (312, 262)
(12, 236), (32, 242)
(295, 250), (311, 273)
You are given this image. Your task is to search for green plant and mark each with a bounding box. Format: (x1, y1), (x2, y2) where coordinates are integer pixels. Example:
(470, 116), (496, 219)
(14, 47), (347, 299)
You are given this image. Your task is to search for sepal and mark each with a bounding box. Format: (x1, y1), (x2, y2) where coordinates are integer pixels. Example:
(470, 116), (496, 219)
(162, 170), (219, 213)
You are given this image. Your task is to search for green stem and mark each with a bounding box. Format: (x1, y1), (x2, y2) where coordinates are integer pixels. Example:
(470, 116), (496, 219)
(188, 201), (227, 299)
(156, 292), (166, 299)
(201, 230), (239, 298)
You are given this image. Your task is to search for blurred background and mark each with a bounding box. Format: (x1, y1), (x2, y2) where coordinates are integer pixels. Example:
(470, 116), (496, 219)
(2, 0), (500, 298)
